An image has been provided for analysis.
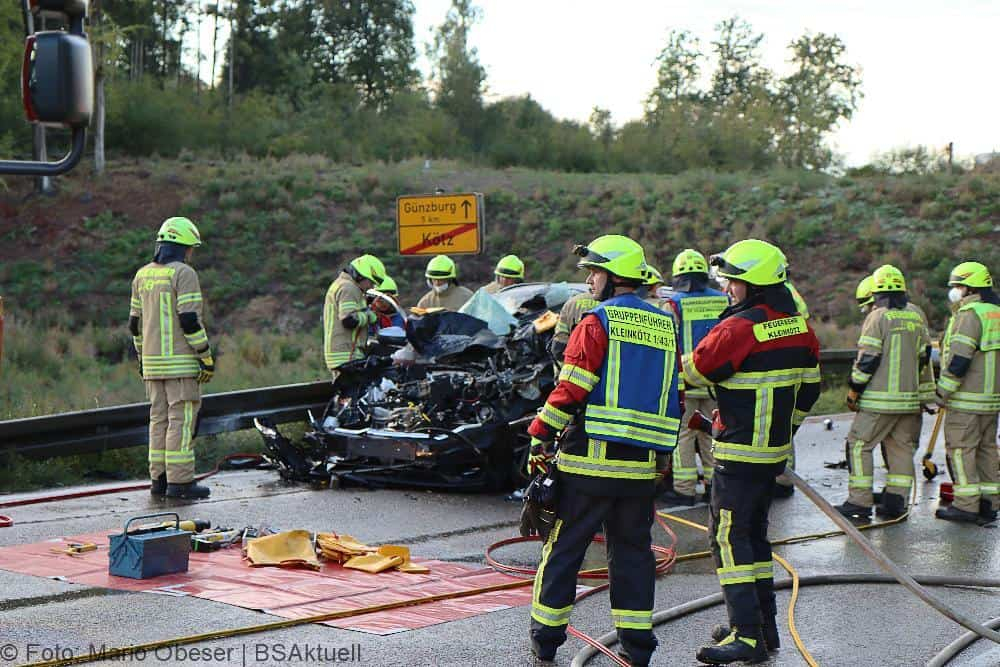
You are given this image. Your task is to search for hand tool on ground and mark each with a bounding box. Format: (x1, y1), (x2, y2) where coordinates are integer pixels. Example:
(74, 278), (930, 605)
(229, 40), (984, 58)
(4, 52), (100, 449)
(922, 408), (944, 480)
(50, 542), (97, 556)
(136, 518), (210, 533)
(191, 528), (241, 552)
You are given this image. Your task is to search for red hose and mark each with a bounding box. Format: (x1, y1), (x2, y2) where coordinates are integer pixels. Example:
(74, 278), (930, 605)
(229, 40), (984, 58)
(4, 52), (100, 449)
(486, 514), (679, 666)
(0, 453), (266, 524)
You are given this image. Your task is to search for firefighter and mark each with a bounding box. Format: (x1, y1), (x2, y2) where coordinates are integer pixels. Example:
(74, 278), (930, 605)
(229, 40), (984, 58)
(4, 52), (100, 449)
(856, 275), (875, 314)
(323, 255), (385, 381)
(659, 249), (729, 507)
(483, 254), (525, 294)
(526, 235), (682, 667)
(416, 255), (473, 310)
(372, 275), (405, 331)
(685, 239), (821, 664)
(549, 291), (600, 369)
(834, 264), (935, 521)
(934, 262), (1000, 524)
(642, 266), (665, 306)
(129, 217), (215, 500)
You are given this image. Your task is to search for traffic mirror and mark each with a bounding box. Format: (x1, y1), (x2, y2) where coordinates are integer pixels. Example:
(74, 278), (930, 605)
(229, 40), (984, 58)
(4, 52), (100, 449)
(22, 31), (93, 127)
(29, 0), (88, 20)
(0, 0), (91, 176)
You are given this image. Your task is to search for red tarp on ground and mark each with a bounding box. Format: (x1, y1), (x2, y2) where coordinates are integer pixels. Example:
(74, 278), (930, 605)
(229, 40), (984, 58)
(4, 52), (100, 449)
(0, 532), (540, 635)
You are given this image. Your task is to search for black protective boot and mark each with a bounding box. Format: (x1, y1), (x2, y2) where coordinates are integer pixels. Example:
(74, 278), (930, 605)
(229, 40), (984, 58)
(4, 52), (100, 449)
(165, 481), (211, 499)
(658, 489), (696, 506)
(875, 492), (907, 519)
(980, 499), (998, 523)
(772, 483), (795, 499)
(697, 628), (767, 665)
(150, 473), (167, 496)
(834, 501), (872, 520)
(936, 505), (982, 524)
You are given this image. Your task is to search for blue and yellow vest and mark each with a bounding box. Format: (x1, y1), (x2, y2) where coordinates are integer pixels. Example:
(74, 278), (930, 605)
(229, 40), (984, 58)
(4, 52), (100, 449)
(668, 288), (729, 399)
(582, 293), (682, 453)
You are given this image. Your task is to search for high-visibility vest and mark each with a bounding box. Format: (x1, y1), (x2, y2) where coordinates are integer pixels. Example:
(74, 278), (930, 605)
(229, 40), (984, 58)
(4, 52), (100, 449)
(667, 288), (729, 398)
(582, 293), (682, 453)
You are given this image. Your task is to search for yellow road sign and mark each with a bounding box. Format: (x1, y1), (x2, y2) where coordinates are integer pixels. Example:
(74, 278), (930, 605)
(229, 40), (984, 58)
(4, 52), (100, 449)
(397, 193), (484, 256)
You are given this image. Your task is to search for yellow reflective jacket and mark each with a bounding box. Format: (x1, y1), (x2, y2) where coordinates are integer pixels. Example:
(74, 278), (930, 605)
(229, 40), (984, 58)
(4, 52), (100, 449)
(938, 294), (1000, 413)
(129, 261), (209, 380)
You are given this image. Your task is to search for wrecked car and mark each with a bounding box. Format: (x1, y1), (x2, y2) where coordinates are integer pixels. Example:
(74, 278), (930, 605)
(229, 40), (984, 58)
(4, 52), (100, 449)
(255, 282), (588, 491)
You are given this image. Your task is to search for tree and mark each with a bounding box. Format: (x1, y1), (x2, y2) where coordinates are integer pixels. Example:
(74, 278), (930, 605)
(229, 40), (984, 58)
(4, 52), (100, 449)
(709, 16), (769, 106)
(645, 29), (702, 119)
(323, 0), (418, 107)
(589, 106), (613, 151)
(776, 33), (862, 169)
(427, 0), (487, 146)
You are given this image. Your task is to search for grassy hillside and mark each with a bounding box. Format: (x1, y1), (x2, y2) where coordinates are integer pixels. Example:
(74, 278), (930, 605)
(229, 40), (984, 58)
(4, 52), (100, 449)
(1, 156), (998, 421)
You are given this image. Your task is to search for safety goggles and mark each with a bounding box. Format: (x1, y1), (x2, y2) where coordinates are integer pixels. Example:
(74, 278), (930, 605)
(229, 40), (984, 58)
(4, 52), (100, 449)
(573, 244), (610, 265)
(426, 270), (453, 279)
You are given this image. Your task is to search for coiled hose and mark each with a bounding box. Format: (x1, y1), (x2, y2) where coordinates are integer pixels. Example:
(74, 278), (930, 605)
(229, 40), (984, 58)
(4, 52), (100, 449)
(570, 469), (1000, 665)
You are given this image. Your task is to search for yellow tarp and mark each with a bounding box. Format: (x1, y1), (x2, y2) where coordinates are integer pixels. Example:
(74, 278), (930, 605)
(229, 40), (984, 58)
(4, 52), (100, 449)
(316, 534), (429, 574)
(245, 530), (320, 571)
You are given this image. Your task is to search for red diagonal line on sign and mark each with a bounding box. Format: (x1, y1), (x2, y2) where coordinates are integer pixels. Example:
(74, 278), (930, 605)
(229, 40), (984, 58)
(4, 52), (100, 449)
(402, 222), (478, 255)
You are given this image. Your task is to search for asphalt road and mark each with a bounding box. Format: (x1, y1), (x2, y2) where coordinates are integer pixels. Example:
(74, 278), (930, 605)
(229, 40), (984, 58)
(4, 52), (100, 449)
(1, 413), (998, 667)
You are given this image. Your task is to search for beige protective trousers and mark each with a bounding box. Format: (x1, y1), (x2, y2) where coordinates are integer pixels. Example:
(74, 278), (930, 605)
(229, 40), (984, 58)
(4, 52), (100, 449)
(944, 410), (999, 513)
(146, 378), (201, 484)
(846, 411), (921, 508)
(673, 397), (716, 496)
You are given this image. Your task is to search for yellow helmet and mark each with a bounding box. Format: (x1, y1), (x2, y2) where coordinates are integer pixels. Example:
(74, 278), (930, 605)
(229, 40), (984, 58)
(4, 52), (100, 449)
(425, 254), (457, 280)
(645, 265), (664, 287)
(574, 235), (649, 282)
(856, 275), (874, 307)
(711, 239), (786, 286)
(948, 261), (992, 288)
(672, 249), (709, 277)
(871, 264), (906, 293)
(156, 217), (202, 247)
(349, 255), (385, 284)
(379, 275), (398, 293)
(495, 255), (524, 279)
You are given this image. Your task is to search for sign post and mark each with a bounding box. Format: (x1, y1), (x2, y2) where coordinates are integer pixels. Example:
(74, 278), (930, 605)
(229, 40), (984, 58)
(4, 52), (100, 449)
(396, 192), (484, 256)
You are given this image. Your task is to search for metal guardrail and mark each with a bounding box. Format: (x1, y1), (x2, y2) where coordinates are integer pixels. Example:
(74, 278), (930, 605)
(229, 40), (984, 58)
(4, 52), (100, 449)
(0, 350), (860, 460)
(0, 380), (332, 459)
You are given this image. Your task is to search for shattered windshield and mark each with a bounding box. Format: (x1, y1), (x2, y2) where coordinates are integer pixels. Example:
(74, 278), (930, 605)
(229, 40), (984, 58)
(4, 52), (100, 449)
(493, 282), (588, 316)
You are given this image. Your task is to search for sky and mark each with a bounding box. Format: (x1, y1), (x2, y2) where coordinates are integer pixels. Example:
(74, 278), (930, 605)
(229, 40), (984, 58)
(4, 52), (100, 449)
(410, 0), (1000, 166)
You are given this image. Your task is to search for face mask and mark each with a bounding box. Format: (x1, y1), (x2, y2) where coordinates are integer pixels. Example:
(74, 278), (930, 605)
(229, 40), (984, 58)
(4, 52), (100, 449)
(433, 283), (450, 295)
(948, 287), (964, 303)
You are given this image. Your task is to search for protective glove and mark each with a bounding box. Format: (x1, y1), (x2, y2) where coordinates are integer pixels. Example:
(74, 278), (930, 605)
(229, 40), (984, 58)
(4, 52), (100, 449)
(526, 436), (555, 476)
(197, 354), (215, 384)
(846, 389), (860, 412)
(711, 408), (724, 435)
